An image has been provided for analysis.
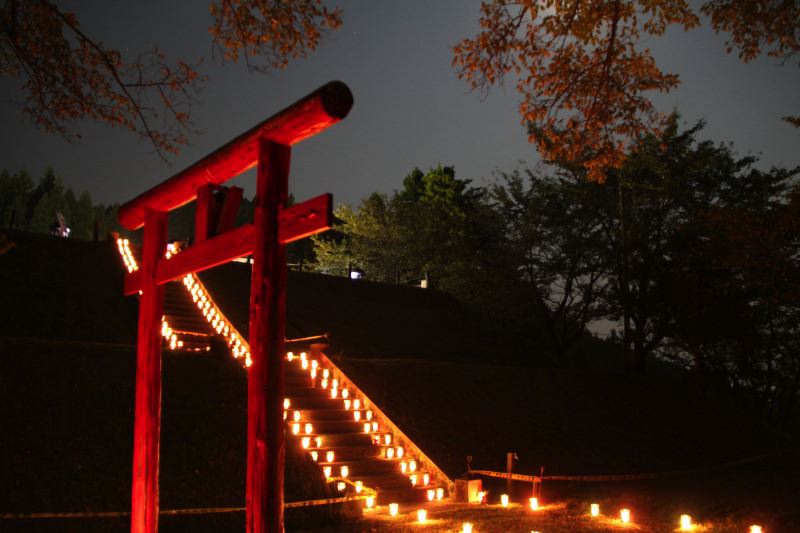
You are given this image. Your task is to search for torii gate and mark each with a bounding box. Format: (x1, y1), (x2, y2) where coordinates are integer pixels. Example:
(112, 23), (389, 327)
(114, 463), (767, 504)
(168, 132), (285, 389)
(119, 81), (353, 533)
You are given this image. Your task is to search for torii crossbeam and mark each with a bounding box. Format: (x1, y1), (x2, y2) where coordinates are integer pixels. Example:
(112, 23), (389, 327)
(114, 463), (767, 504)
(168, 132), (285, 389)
(119, 81), (353, 533)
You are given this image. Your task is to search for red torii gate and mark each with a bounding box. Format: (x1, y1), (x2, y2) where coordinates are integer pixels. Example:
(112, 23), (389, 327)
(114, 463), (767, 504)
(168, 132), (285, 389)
(119, 81), (353, 533)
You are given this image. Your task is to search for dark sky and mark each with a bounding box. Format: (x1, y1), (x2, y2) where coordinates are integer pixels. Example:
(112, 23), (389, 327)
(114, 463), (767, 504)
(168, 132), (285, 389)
(1, 1), (798, 208)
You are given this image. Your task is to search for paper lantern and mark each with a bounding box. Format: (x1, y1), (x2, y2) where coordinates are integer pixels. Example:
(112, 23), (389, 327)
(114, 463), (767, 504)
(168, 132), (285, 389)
(680, 514), (692, 530)
(462, 523), (473, 533)
(427, 489), (435, 501)
(326, 450), (335, 463)
(500, 494), (509, 507)
(417, 509), (427, 523)
(529, 497), (538, 510)
(620, 509), (631, 523)
(340, 465), (349, 478)
(365, 496), (374, 509)
(389, 503), (399, 516)
(590, 503), (599, 517)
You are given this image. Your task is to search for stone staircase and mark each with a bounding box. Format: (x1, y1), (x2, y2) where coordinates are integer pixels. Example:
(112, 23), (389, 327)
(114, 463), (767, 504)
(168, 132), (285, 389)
(115, 238), (452, 509)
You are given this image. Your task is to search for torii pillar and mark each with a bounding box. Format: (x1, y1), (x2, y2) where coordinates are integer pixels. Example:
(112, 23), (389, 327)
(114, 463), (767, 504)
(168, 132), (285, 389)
(119, 81), (353, 533)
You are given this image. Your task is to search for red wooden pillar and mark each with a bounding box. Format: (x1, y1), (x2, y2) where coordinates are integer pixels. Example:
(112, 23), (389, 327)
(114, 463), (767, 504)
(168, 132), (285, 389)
(246, 138), (290, 533)
(131, 208), (167, 533)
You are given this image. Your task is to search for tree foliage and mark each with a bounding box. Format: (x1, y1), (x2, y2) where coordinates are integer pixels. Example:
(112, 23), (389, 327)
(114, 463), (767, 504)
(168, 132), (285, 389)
(454, 0), (799, 181)
(0, 0), (341, 159)
(0, 167), (123, 239)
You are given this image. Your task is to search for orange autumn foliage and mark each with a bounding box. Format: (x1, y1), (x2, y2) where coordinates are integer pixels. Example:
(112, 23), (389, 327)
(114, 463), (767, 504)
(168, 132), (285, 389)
(453, 0), (798, 182)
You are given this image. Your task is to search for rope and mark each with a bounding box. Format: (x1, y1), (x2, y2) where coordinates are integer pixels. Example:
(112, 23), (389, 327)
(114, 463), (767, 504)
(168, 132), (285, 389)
(469, 451), (776, 483)
(0, 495), (369, 520)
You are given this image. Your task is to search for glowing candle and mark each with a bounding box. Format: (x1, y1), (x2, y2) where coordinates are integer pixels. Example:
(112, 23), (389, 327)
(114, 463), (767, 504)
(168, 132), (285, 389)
(353, 399), (361, 409)
(363, 423), (371, 433)
(344, 399), (350, 409)
(315, 436), (322, 448)
(291, 423), (300, 435)
(310, 451), (318, 461)
(331, 388), (339, 399)
(417, 509), (427, 523)
(323, 369), (330, 379)
(680, 514), (692, 530)
(365, 496), (374, 509)
(342, 389), (350, 398)
(529, 497), (538, 510)
(332, 379), (339, 389)
(409, 460), (417, 472)
(301, 437), (310, 449)
(355, 481), (363, 493)
(386, 447), (395, 459)
(401, 461), (407, 473)
(427, 489), (435, 501)
(389, 503), (399, 516)
(293, 411), (301, 422)
(354, 411), (361, 421)
(310, 368), (317, 379)
(749, 526), (763, 533)
(590, 503), (599, 517)
(372, 422), (379, 432)
(287, 351), (294, 361)
(326, 451), (335, 463)
(366, 410), (373, 421)
(620, 509), (631, 523)
(301, 359), (308, 370)
(323, 466), (332, 479)
(304, 423), (313, 435)
(410, 474), (418, 486)
(462, 523), (473, 533)
(300, 352), (307, 361)
(340, 465), (349, 478)
(423, 473), (430, 486)
(384, 434), (392, 445)
(396, 446), (404, 458)
(283, 411), (287, 420)
(337, 482), (346, 491)
(501, 494), (509, 507)
(311, 360), (318, 370)
(321, 379), (328, 389)
(436, 488), (444, 500)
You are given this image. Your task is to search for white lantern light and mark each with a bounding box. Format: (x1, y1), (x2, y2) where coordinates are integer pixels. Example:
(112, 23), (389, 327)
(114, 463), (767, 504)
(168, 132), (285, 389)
(365, 496), (374, 509)
(436, 488), (444, 501)
(417, 509), (427, 523)
(301, 437), (310, 449)
(680, 514), (692, 530)
(304, 423), (313, 435)
(427, 489), (435, 501)
(322, 466), (331, 479)
(389, 503), (398, 516)
(501, 494), (509, 507)
(590, 503), (599, 517)
(340, 465), (349, 478)
(326, 450), (335, 463)
(529, 497), (538, 510)
(620, 509), (631, 523)
(462, 523), (473, 533)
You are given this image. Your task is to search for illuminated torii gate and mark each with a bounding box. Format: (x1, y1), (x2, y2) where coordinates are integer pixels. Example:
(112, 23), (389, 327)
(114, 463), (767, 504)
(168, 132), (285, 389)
(119, 81), (353, 533)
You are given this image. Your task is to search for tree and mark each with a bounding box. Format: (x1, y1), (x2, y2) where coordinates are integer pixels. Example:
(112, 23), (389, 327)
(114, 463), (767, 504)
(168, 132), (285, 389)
(0, 1), (342, 159)
(492, 168), (608, 364)
(454, 0), (799, 181)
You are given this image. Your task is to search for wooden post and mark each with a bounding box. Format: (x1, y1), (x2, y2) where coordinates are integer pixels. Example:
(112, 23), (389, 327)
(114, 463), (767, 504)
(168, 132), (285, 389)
(130, 209), (167, 533)
(246, 138), (290, 533)
(506, 452), (514, 496)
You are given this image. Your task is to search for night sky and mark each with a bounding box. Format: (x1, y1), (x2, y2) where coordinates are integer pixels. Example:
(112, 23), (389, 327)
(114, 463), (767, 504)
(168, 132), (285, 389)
(0, 0), (797, 208)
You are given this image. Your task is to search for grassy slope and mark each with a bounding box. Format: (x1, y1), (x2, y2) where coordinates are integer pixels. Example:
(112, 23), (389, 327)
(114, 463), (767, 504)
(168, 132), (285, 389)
(2, 230), (798, 531)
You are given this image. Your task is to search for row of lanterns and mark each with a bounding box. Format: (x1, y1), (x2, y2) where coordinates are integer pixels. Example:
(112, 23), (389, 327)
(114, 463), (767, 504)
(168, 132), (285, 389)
(287, 350), (438, 492)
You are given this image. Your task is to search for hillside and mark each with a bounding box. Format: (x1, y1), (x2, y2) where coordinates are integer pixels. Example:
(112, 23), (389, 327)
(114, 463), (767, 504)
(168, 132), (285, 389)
(1, 229), (798, 530)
